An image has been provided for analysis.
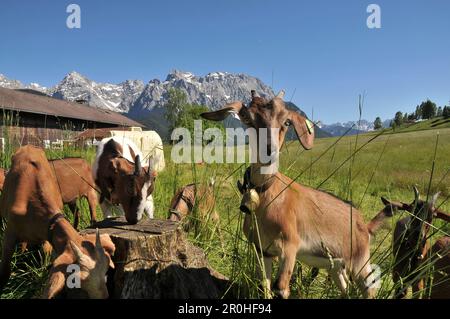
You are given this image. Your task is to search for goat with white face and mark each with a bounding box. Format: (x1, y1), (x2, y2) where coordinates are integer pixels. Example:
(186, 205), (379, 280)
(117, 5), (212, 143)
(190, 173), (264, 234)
(201, 91), (395, 298)
(93, 137), (156, 224)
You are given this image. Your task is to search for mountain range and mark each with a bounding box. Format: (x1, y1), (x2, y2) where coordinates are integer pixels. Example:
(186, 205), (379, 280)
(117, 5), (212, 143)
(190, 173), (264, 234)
(317, 119), (392, 136)
(0, 71), (334, 140)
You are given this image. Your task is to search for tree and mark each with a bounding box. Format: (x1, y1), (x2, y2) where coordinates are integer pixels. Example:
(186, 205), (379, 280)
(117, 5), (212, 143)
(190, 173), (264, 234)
(415, 105), (421, 120)
(373, 117), (382, 130)
(403, 113), (408, 123)
(437, 106), (443, 117)
(407, 113), (416, 121)
(390, 120), (396, 132)
(420, 99), (437, 119)
(164, 88), (188, 133)
(394, 111), (404, 126)
(443, 106), (450, 119)
(177, 104), (224, 141)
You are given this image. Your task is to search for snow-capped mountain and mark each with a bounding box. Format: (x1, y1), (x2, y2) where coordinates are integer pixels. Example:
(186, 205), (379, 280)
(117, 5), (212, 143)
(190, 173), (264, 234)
(319, 120), (374, 136)
(49, 72), (144, 112)
(0, 70), (332, 139)
(0, 70), (274, 114)
(0, 74), (47, 92)
(130, 70), (275, 115)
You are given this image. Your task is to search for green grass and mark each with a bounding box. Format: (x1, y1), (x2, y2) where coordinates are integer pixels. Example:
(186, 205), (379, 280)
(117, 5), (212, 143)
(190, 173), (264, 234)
(383, 116), (450, 134)
(1, 126), (449, 299)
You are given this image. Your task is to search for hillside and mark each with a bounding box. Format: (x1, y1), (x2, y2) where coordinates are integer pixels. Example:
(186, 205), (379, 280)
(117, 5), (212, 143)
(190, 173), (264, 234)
(382, 117), (450, 134)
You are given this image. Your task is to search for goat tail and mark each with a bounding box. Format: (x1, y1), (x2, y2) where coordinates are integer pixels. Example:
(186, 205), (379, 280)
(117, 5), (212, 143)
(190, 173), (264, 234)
(367, 200), (395, 237)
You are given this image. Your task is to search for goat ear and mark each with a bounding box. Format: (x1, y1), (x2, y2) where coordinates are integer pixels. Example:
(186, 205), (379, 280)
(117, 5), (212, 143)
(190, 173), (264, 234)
(42, 270), (66, 299)
(201, 102), (251, 123)
(289, 111), (314, 150)
(434, 209), (450, 223)
(381, 197), (410, 211)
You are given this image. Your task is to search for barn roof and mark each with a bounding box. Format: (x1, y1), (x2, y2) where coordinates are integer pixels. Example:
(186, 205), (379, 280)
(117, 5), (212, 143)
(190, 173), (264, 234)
(0, 87), (143, 127)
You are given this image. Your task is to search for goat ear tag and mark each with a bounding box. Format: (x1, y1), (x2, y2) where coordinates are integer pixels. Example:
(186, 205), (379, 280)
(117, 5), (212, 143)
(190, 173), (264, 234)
(305, 119), (314, 135)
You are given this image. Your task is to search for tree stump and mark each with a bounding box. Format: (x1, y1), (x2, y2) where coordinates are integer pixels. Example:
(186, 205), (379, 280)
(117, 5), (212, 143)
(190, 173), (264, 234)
(82, 217), (228, 299)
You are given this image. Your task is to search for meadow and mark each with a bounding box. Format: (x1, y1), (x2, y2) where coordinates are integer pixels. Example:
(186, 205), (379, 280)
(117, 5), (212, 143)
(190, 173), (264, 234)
(0, 123), (449, 299)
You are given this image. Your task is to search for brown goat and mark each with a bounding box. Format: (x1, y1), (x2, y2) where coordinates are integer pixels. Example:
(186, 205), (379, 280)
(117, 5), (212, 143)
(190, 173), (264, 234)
(49, 158), (98, 229)
(201, 90), (396, 298)
(168, 178), (218, 224)
(168, 179), (225, 252)
(93, 137), (156, 225)
(382, 187), (449, 299)
(0, 145), (115, 298)
(1, 158), (98, 230)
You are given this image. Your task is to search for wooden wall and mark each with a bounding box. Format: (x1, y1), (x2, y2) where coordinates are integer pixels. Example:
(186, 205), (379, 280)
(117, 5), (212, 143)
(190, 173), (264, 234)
(0, 110), (121, 147)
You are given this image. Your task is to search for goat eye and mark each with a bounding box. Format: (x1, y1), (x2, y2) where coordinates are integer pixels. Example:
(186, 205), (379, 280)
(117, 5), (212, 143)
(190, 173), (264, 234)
(284, 120), (291, 127)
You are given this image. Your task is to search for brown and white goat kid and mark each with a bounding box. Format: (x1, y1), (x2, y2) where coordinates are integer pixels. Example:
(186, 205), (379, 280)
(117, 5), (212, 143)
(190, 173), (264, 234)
(93, 136), (156, 224)
(0, 145), (115, 298)
(382, 187), (450, 298)
(201, 91), (394, 298)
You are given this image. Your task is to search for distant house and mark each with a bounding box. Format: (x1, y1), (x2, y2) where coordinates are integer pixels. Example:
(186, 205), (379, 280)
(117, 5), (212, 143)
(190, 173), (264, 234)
(0, 87), (142, 148)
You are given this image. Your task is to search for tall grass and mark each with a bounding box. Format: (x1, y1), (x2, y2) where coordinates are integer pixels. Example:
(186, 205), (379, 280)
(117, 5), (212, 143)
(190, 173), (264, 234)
(1, 120), (449, 298)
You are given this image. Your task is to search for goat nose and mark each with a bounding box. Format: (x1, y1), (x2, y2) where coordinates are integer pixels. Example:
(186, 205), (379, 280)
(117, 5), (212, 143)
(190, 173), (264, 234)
(126, 215), (139, 225)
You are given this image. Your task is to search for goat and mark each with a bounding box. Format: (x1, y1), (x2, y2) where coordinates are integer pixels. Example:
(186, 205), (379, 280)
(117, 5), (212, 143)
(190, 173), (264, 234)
(201, 90), (396, 298)
(93, 136), (156, 224)
(381, 187), (449, 298)
(0, 145), (115, 298)
(168, 179), (225, 253)
(1, 158), (97, 230)
(168, 178), (218, 224)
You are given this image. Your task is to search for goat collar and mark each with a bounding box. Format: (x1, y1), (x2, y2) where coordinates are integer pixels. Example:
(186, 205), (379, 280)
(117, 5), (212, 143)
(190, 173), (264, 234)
(241, 167), (274, 194)
(169, 189), (194, 221)
(252, 178), (275, 193)
(169, 209), (183, 221)
(48, 213), (67, 242)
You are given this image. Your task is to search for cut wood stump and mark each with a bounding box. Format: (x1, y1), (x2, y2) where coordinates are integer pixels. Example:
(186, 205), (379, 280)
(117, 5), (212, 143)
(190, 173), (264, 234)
(82, 216), (228, 299)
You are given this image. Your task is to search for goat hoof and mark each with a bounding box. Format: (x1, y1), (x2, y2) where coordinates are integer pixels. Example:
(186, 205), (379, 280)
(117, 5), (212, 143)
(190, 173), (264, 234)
(273, 289), (289, 299)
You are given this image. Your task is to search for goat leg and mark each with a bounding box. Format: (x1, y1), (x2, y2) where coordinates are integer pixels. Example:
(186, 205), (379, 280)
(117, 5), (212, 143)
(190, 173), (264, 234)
(68, 202), (79, 229)
(87, 192), (98, 225)
(0, 229), (16, 293)
(273, 244), (297, 299)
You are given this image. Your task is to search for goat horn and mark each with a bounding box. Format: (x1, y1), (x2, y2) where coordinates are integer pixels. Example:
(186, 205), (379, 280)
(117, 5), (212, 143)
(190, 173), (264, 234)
(134, 155), (141, 176)
(276, 90), (285, 99)
(413, 186), (420, 202)
(69, 241), (85, 262)
(95, 228), (103, 252)
(430, 192), (440, 206)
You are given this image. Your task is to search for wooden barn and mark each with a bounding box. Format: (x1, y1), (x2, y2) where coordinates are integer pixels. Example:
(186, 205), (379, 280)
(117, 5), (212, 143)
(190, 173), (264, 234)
(0, 87), (142, 148)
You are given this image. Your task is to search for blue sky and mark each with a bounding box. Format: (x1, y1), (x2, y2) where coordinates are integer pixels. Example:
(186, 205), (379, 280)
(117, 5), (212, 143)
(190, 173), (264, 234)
(0, 0), (449, 123)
